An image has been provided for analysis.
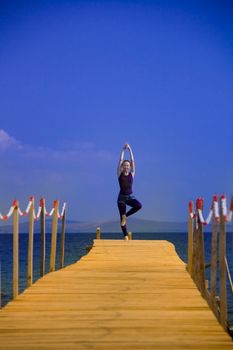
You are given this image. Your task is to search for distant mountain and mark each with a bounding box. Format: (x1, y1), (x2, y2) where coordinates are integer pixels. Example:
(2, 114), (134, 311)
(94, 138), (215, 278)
(0, 217), (231, 234)
(0, 218), (188, 234)
(84, 218), (189, 233)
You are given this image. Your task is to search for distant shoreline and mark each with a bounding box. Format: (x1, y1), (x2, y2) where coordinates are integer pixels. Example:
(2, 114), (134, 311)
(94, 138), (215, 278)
(1, 217), (231, 234)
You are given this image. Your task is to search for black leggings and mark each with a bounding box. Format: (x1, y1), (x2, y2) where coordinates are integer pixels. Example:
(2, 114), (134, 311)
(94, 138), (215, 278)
(117, 194), (142, 236)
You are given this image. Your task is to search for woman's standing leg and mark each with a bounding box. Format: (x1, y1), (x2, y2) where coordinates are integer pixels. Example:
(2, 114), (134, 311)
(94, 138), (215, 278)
(117, 201), (128, 237)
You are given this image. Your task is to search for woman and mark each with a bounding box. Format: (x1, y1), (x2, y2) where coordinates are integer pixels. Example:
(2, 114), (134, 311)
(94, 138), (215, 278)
(117, 143), (142, 240)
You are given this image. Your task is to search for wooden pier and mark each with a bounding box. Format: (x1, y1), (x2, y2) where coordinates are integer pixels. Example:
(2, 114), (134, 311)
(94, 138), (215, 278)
(0, 239), (232, 349)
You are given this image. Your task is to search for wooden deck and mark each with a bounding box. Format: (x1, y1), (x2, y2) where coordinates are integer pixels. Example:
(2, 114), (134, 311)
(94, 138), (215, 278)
(0, 239), (232, 349)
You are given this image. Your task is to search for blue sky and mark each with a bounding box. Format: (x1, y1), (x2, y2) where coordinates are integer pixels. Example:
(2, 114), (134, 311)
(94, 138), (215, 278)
(0, 0), (232, 223)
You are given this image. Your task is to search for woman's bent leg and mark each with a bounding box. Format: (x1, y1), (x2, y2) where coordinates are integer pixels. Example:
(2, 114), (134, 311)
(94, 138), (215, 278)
(126, 198), (142, 217)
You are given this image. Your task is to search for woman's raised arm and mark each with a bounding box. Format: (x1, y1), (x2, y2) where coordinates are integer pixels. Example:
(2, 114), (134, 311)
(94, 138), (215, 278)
(126, 143), (135, 177)
(117, 146), (126, 177)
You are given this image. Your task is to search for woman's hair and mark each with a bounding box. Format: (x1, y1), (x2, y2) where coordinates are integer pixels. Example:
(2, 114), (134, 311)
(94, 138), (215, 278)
(122, 159), (131, 165)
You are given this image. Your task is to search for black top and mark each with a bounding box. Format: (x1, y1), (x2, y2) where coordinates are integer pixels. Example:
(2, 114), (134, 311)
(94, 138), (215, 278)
(118, 172), (133, 195)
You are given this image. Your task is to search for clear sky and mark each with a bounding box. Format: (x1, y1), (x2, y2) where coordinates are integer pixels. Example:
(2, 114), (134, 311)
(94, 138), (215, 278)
(0, 0), (232, 223)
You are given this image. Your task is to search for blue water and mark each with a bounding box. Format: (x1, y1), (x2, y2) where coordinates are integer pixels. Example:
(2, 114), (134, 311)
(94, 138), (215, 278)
(1, 231), (233, 326)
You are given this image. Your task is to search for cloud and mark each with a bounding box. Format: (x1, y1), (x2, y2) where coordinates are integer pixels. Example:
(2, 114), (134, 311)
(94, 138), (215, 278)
(0, 129), (22, 151)
(0, 129), (114, 166)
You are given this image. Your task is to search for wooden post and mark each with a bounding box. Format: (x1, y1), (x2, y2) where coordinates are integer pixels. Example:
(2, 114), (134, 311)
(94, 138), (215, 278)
(196, 199), (206, 297)
(0, 262), (1, 308)
(96, 227), (100, 239)
(13, 200), (19, 299)
(198, 221), (206, 297)
(219, 198), (227, 330)
(128, 232), (132, 240)
(60, 205), (66, 269)
(191, 223), (198, 281)
(27, 197), (34, 287)
(50, 200), (59, 272)
(40, 198), (46, 277)
(187, 201), (193, 274)
(231, 194), (233, 255)
(210, 203), (218, 317)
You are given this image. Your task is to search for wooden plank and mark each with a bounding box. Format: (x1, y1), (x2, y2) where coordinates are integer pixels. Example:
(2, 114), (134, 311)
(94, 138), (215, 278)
(0, 240), (232, 349)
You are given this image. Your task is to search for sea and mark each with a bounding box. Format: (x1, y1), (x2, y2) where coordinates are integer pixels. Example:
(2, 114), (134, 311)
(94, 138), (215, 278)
(1, 231), (233, 327)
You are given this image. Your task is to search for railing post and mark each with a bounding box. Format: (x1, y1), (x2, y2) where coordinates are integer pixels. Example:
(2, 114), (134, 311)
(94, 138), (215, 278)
(27, 197), (34, 287)
(128, 232), (132, 240)
(187, 201), (193, 274)
(40, 198), (46, 277)
(0, 262), (1, 308)
(219, 197), (227, 330)
(196, 199), (206, 297)
(60, 205), (66, 269)
(96, 227), (100, 239)
(191, 222), (197, 280)
(50, 200), (59, 272)
(210, 196), (218, 318)
(13, 200), (19, 299)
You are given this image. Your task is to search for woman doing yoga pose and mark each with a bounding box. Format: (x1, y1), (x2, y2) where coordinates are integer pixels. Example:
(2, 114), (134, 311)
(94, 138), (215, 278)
(117, 143), (142, 240)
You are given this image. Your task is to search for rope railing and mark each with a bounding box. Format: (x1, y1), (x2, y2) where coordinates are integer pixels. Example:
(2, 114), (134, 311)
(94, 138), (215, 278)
(0, 197), (67, 304)
(187, 194), (233, 332)
(0, 197), (67, 221)
(189, 194), (233, 226)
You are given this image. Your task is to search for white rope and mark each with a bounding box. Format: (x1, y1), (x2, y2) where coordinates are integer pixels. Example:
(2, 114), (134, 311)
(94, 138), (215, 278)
(0, 205), (14, 220)
(221, 196), (233, 222)
(46, 208), (55, 217)
(194, 195), (232, 225)
(0, 198), (67, 221)
(44, 204), (51, 216)
(58, 202), (66, 219)
(205, 209), (213, 224)
(25, 200), (32, 215)
(221, 196), (228, 218)
(198, 209), (206, 224)
(0, 212), (7, 220)
(61, 203), (66, 216)
(5, 205), (14, 218)
(213, 200), (220, 220)
(227, 211), (233, 222)
(18, 200), (33, 217)
(44, 202), (65, 218)
(35, 206), (42, 220)
(197, 198), (213, 225)
(18, 208), (25, 216)
(225, 257), (233, 296)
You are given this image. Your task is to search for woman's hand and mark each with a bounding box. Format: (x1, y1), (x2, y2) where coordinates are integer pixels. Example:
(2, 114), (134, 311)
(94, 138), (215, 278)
(124, 143), (130, 149)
